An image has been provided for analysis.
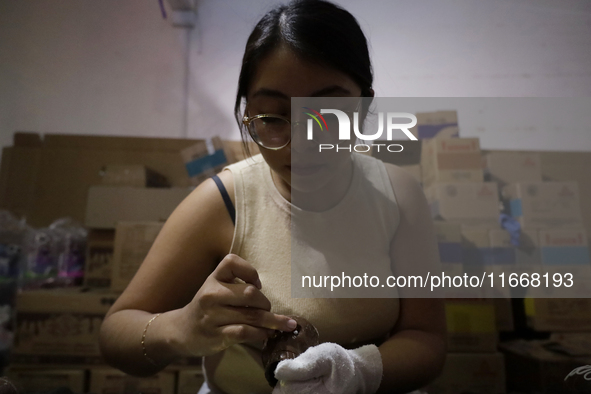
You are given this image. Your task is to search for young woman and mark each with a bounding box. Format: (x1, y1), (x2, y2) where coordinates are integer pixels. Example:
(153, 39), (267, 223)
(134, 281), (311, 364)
(99, 1), (446, 393)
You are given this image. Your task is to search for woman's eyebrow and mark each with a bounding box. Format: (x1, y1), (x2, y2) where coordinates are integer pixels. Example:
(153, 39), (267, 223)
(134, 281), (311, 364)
(310, 85), (351, 97)
(251, 88), (290, 100)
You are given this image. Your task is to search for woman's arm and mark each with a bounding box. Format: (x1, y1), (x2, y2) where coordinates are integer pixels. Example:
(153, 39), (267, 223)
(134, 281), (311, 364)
(99, 170), (295, 377)
(377, 163), (447, 393)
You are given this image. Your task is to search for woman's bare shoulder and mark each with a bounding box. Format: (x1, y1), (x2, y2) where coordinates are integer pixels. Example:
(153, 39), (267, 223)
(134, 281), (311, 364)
(107, 170), (236, 314)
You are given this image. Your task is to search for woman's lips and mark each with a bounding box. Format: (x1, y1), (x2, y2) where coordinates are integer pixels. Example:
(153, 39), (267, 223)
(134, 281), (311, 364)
(288, 164), (325, 176)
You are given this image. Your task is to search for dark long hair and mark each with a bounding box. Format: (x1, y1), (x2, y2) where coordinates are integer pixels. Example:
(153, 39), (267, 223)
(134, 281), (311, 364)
(235, 0), (373, 152)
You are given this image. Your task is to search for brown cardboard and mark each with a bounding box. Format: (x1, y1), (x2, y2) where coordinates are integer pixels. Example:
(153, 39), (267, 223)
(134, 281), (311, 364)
(400, 164), (421, 183)
(484, 151), (542, 185)
(222, 140), (260, 163)
(6, 368), (85, 394)
(177, 369), (206, 394)
(101, 165), (170, 187)
(84, 229), (115, 288)
(425, 182), (500, 226)
(0, 133), (205, 227)
(503, 181), (583, 229)
(89, 368), (175, 394)
(445, 299), (498, 353)
(428, 352), (505, 394)
(540, 151), (591, 237)
(421, 138), (483, 187)
(434, 221), (462, 244)
(525, 298), (591, 332)
(85, 186), (191, 229)
(180, 138), (260, 186)
(494, 298), (514, 331)
(412, 110), (460, 140)
(111, 222), (164, 292)
(371, 140), (422, 166)
(180, 137), (228, 186)
(481, 150), (591, 238)
(501, 339), (591, 394)
(13, 288), (119, 360)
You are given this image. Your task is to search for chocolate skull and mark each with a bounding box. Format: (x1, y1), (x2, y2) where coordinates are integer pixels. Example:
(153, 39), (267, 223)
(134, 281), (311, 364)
(261, 315), (320, 387)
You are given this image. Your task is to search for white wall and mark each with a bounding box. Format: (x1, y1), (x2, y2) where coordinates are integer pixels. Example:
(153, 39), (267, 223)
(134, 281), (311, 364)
(1, 0), (590, 159)
(0, 0), (188, 155)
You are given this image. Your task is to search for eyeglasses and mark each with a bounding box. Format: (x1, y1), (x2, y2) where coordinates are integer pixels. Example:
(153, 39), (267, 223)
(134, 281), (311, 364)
(242, 114), (292, 150)
(242, 112), (355, 150)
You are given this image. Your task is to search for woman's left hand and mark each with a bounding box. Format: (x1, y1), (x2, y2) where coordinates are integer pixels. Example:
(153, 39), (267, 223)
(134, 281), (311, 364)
(272, 342), (383, 394)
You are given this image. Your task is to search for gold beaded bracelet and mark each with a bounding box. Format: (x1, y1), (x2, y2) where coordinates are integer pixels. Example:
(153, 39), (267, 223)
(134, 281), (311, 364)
(141, 313), (161, 367)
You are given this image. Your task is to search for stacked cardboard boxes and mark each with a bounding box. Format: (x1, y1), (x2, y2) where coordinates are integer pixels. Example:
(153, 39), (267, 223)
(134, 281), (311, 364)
(372, 140), (423, 183)
(422, 138), (484, 187)
(0, 134), (262, 392)
(418, 132), (507, 393)
(11, 288), (118, 366)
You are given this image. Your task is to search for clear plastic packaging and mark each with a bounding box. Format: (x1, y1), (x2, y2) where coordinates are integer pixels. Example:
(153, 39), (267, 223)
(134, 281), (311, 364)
(0, 210), (28, 372)
(50, 217), (87, 287)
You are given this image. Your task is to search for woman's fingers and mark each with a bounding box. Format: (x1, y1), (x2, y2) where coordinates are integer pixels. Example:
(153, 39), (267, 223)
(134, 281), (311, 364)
(220, 324), (276, 345)
(213, 254), (262, 289)
(197, 254), (297, 340)
(220, 306), (297, 332)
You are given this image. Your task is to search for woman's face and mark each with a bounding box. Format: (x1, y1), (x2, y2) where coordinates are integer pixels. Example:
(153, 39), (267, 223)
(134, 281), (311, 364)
(245, 45), (362, 198)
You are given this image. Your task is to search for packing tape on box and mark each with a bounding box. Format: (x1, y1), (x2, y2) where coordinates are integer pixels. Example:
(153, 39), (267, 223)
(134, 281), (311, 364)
(185, 149), (227, 177)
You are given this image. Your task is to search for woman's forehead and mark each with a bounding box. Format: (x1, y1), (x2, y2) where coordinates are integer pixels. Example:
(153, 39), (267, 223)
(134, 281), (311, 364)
(247, 46), (361, 101)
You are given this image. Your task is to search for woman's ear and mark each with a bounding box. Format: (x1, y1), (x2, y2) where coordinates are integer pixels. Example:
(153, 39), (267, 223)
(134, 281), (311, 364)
(368, 88), (375, 98)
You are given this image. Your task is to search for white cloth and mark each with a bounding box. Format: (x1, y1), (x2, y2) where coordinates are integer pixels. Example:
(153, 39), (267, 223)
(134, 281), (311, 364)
(272, 343), (383, 394)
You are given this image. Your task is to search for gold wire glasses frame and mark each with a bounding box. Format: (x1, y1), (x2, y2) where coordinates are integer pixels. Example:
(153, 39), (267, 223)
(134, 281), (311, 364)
(243, 105), (363, 150)
(242, 114), (293, 150)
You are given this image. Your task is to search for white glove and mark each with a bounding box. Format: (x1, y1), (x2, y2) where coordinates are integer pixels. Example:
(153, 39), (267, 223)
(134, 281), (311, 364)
(272, 342), (383, 394)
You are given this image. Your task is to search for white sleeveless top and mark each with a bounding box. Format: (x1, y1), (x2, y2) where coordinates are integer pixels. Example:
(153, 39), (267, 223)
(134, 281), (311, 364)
(203, 153), (400, 394)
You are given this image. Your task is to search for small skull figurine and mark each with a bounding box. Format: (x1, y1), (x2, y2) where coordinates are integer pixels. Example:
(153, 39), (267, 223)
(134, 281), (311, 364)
(261, 315), (320, 387)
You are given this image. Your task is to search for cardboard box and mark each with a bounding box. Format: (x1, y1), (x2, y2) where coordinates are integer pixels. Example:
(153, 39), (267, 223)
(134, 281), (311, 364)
(6, 368), (85, 394)
(524, 298), (591, 332)
(179, 138), (260, 186)
(494, 298), (514, 331)
(428, 352), (505, 394)
(0, 133), (204, 228)
(421, 138), (483, 187)
(220, 140), (259, 164)
(371, 140), (422, 166)
(501, 339), (591, 394)
(85, 186), (191, 229)
(413, 110), (459, 139)
(539, 226), (590, 266)
(84, 229), (115, 288)
(110, 222), (164, 292)
(89, 368), (175, 394)
(516, 229), (542, 266)
(484, 151), (542, 185)
(101, 165), (170, 187)
(445, 299), (498, 353)
(433, 221), (462, 264)
(425, 182), (500, 226)
(13, 288), (119, 363)
(180, 137), (229, 186)
(400, 164), (421, 183)
(488, 229), (516, 265)
(503, 181), (583, 229)
(540, 151), (591, 238)
(177, 369), (205, 394)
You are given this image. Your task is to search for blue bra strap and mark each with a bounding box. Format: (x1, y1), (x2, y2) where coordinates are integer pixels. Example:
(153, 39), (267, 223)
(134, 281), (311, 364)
(211, 175), (236, 225)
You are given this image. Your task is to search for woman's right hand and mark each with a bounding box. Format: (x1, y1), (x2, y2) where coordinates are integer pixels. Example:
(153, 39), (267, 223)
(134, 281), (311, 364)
(171, 253), (297, 357)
